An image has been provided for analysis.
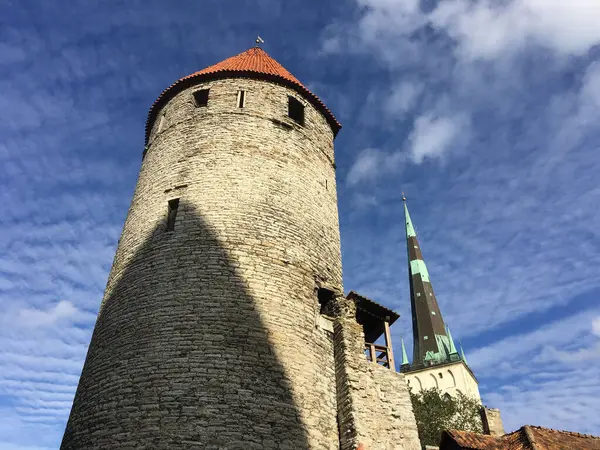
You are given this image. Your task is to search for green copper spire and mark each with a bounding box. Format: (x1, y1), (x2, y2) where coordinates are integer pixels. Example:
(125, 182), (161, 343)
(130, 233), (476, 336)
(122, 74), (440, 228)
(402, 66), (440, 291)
(460, 343), (469, 365)
(400, 337), (410, 366)
(403, 195), (417, 238)
(404, 195), (455, 369)
(446, 325), (458, 355)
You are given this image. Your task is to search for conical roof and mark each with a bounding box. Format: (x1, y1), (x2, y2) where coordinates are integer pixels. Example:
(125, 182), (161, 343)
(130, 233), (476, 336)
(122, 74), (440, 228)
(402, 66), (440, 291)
(189, 47), (304, 87)
(146, 47), (341, 142)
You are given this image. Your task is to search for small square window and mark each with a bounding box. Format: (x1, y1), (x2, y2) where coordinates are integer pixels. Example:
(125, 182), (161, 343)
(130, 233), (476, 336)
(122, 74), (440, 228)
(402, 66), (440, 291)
(424, 336), (429, 340)
(193, 89), (209, 107)
(288, 96), (304, 125)
(416, 293), (421, 297)
(431, 311), (436, 315)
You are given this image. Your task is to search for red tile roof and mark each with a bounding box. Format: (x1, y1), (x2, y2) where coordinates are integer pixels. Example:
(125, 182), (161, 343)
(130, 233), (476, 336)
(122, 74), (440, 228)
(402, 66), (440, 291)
(441, 426), (600, 450)
(187, 47), (304, 87)
(528, 426), (600, 450)
(145, 47), (341, 143)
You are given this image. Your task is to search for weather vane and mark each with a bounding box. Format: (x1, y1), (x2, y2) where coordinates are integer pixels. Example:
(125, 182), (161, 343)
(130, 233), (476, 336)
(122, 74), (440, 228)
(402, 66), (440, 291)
(255, 35), (265, 47)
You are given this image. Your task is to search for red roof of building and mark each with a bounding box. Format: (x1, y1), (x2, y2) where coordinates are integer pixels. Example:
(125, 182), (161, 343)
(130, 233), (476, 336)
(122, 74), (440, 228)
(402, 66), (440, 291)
(145, 47), (341, 143)
(441, 426), (600, 450)
(188, 46), (304, 86)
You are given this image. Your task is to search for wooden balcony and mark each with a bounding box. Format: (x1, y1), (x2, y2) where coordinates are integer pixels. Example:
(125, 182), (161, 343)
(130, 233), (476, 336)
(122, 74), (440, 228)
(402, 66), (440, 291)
(365, 343), (394, 369)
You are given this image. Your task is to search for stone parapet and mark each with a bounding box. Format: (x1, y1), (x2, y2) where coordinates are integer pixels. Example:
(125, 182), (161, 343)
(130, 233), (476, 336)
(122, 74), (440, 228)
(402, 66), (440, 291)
(334, 298), (421, 450)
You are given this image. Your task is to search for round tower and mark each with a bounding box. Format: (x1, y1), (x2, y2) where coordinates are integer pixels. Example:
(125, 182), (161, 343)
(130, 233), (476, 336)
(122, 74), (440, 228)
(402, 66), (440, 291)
(61, 47), (343, 449)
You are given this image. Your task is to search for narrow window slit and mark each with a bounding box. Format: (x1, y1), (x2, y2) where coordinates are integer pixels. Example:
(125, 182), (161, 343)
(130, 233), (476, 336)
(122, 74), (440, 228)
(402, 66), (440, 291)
(166, 198), (180, 232)
(237, 90), (245, 108)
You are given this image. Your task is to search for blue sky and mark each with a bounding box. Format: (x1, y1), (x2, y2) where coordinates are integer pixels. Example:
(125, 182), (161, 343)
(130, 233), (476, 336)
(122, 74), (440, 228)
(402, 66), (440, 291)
(2, 0), (600, 448)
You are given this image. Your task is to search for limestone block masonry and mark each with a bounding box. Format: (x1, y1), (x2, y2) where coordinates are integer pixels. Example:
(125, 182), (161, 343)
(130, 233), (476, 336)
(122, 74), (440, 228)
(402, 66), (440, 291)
(62, 77), (341, 449)
(333, 300), (421, 450)
(61, 61), (422, 448)
(481, 408), (505, 437)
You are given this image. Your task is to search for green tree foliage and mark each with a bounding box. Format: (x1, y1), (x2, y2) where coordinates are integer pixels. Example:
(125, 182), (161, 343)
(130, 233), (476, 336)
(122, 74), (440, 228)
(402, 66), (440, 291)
(409, 387), (483, 446)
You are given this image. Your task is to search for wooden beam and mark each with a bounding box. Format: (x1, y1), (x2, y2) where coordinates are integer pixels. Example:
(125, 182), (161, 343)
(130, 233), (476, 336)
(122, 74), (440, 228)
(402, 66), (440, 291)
(384, 318), (396, 371)
(369, 344), (377, 364)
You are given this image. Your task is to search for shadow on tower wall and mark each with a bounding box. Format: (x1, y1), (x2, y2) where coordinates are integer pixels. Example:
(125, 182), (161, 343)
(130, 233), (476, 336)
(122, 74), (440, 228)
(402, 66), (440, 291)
(61, 201), (311, 449)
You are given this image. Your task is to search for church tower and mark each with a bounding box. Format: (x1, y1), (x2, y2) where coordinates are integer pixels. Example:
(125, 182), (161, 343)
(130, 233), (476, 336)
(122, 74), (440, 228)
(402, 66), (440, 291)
(60, 46), (422, 450)
(400, 198), (481, 402)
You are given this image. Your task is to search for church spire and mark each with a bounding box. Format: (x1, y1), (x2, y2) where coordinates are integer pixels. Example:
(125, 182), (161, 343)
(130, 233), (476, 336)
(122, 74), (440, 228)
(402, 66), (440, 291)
(400, 337), (410, 369)
(403, 197), (459, 368)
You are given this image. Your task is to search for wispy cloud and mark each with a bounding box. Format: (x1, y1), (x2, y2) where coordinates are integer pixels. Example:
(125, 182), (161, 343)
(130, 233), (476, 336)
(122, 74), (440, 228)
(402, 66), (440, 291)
(469, 310), (600, 433)
(2, 0), (600, 445)
(408, 112), (468, 163)
(346, 148), (405, 185)
(431, 0), (600, 59)
(324, 0), (600, 435)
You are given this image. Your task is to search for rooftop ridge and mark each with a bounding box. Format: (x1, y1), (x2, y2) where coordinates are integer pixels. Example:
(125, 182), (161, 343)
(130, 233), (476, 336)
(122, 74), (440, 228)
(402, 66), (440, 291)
(526, 425), (600, 440)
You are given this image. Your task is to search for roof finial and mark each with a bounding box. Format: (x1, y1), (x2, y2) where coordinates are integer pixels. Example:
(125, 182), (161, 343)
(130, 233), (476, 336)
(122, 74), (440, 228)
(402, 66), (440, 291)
(402, 192), (407, 202)
(255, 35), (265, 47)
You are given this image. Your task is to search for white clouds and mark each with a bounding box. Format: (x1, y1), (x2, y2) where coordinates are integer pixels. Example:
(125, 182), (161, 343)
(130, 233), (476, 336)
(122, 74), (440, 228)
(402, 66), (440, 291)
(349, 0), (600, 60)
(408, 113), (467, 163)
(468, 308), (600, 432)
(580, 62), (600, 110)
(16, 301), (78, 328)
(346, 148), (405, 185)
(356, 0), (422, 43)
(384, 81), (424, 116)
(327, 0), (600, 437)
(431, 0), (600, 60)
(593, 316), (600, 337)
(469, 308), (600, 375)
(346, 111), (467, 182)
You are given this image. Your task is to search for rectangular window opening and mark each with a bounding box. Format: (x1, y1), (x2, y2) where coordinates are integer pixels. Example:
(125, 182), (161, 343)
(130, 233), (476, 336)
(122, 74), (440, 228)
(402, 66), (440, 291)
(318, 287), (335, 315)
(288, 96), (305, 125)
(158, 115), (166, 133)
(166, 198), (180, 232)
(193, 89), (209, 107)
(237, 90), (245, 108)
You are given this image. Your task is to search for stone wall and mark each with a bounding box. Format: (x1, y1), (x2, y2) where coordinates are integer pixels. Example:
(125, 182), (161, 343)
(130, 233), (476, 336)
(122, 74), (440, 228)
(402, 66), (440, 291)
(334, 300), (421, 450)
(61, 77), (342, 449)
(480, 408), (505, 437)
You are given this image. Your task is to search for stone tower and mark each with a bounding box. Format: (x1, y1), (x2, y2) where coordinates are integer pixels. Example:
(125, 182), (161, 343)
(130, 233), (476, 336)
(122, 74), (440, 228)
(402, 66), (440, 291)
(61, 47), (421, 450)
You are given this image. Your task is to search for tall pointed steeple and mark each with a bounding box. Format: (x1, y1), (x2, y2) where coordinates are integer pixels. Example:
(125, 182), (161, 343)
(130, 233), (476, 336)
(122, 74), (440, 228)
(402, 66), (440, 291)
(403, 197), (459, 367)
(400, 337), (410, 369)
